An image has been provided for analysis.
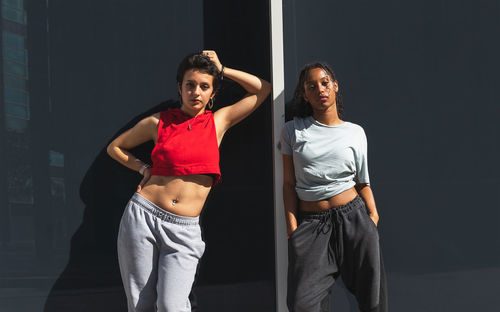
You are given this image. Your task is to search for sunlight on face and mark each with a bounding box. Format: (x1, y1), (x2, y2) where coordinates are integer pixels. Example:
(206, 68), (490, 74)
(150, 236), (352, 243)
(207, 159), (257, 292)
(179, 69), (215, 116)
(303, 68), (338, 111)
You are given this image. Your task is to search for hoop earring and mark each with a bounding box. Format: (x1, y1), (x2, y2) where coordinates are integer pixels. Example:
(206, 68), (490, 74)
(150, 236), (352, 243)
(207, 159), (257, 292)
(208, 98), (214, 109)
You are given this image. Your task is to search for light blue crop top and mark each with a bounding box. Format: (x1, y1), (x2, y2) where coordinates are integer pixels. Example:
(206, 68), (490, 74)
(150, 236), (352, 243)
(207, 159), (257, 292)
(280, 116), (370, 201)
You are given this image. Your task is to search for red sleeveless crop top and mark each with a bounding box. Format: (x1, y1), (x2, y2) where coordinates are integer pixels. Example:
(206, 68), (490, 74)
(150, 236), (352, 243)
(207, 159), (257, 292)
(150, 108), (221, 185)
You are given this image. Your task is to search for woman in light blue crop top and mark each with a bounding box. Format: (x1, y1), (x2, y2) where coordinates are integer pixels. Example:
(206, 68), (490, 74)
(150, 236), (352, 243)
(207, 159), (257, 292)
(281, 63), (388, 312)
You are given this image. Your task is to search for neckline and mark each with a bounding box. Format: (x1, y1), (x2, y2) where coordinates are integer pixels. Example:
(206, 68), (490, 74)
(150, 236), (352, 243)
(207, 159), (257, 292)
(308, 116), (346, 128)
(176, 108), (211, 120)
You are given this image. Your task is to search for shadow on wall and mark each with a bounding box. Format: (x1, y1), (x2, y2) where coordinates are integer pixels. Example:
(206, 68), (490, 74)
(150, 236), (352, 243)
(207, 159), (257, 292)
(43, 100), (179, 312)
(42, 85), (275, 312)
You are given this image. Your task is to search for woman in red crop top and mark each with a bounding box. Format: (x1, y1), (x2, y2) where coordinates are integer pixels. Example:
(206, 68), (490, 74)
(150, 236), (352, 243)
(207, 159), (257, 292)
(107, 51), (271, 312)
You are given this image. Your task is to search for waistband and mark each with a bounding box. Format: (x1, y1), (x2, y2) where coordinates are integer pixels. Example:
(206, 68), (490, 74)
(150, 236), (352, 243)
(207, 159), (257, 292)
(300, 196), (364, 219)
(131, 193), (199, 226)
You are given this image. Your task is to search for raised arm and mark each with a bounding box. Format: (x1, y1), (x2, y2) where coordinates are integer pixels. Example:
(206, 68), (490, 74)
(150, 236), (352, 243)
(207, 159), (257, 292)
(204, 50), (271, 139)
(107, 113), (159, 190)
(283, 154), (299, 236)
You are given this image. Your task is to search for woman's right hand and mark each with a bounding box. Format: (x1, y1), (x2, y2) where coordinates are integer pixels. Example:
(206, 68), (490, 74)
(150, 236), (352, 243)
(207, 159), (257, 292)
(106, 114), (159, 177)
(287, 226), (298, 239)
(137, 168), (151, 192)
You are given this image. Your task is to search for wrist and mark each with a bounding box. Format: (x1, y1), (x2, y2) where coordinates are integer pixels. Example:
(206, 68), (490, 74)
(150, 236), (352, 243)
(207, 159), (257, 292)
(139, 163), (151, 176)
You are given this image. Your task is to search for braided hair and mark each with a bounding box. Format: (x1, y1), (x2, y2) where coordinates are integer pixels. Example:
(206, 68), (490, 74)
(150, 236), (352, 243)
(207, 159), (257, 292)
(291, 62), (344, 119)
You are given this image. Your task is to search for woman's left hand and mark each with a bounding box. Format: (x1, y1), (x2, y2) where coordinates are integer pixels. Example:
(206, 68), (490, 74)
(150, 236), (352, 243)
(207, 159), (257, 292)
(202, 50), (223, 72)
(369, 213), (379, 227)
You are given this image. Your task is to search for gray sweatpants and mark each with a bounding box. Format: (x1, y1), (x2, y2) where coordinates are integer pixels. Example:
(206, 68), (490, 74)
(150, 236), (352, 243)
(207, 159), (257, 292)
(117, 193), (205, 312)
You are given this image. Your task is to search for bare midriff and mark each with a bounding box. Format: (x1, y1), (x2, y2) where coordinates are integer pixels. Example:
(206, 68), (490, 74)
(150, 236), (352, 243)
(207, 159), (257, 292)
(137, 174), (213, 217)
(299, 187), (358, 212)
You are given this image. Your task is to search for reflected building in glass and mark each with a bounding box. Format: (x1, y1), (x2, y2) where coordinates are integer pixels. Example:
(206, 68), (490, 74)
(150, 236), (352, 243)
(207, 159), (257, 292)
(1, 0), (67, 277)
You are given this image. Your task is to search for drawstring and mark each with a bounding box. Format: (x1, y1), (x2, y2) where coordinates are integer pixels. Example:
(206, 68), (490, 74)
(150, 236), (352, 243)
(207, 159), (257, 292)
(335, 211), (344, 266)
(315, 213), (332, 235)
(313, 209), (344, 266)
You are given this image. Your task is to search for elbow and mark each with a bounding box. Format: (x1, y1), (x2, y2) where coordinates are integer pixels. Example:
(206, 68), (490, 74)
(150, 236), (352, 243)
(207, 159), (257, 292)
(106, 142), (116, 158)
(262, 80), (272, 97)
(255, 79), (271, 98)
(283, 181), (296, 193)
(355, 183), (369, 192)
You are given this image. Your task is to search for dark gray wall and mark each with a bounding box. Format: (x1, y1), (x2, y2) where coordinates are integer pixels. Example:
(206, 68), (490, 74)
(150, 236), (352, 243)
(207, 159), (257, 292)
(0, 1), (274, 311)
(201, 0), (274, 286)
(284, 0), (500, 311)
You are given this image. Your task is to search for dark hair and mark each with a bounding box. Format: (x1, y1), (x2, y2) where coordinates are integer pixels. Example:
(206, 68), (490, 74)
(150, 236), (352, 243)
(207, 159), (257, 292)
(291, 62), (344, 119)
(176, 52), (222, 94)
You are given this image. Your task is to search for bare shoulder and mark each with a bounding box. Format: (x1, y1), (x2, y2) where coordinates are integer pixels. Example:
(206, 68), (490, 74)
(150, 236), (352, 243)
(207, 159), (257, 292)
(132, 113), (159, 132)
(109, 112), (161, 149)
(128, 113), (161, 141)
(141, 112), (160, 126)
(213, 106), (228, 125)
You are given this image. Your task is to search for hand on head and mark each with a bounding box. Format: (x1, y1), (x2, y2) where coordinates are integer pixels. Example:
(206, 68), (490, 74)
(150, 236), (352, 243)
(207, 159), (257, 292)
(202, 50), (223, 72)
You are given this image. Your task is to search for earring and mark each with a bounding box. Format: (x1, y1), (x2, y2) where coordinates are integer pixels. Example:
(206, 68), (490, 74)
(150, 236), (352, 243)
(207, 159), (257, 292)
(208, 98), (214, 109)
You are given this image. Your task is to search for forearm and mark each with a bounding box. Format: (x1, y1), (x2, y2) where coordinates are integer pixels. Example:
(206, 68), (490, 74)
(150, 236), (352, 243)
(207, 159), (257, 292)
(222, 66), (271, 96)
(105, 115), (157, 175)
(356, 184), (379, 221)
(283, 184), (299, 235)
(107, 144), (149, 174)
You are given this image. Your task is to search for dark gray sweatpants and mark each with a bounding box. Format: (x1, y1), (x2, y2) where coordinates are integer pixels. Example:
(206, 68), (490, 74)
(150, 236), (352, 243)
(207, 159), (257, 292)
(287, 196), (388, 312)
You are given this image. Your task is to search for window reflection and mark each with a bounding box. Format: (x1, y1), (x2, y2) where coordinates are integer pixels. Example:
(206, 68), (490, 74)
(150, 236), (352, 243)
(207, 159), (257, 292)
(50, 177), (65, 201)
(2, 58), (26, 76)
(4, 115), (27, 132)
(4, 102), (29, 118)
(1, 0), (25, 24)
(7, 165), (33, 204)
(1, 6), (25, 24)
(3, 46), (26, 63)
(2, 28), (30, 129)
(3, 73), (25, 89)
(1, 0), (37, 272)
(2, 30), (24, 49)
(5, 88), (29, 103)
(49, 150), (64, 168)
(2, 0), (23, 8)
